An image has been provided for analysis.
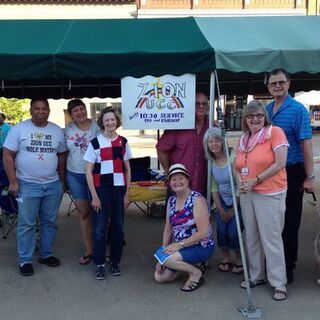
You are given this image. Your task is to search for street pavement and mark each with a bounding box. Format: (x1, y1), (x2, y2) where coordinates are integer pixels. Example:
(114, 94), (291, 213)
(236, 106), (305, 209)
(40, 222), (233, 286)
(0, 132), (319, 320)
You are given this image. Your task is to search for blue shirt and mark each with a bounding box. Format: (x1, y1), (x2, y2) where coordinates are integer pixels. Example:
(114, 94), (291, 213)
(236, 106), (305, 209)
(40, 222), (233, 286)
(0, 122), (11, 149)
(266, 95), (312, 165)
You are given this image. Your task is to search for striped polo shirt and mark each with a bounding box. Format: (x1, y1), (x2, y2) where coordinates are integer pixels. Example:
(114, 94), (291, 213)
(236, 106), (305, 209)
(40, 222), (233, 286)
(266, 95), (312, 165)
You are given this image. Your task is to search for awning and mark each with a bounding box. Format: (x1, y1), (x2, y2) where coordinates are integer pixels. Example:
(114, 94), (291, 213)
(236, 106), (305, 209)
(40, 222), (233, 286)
(0, 16), (320, 98)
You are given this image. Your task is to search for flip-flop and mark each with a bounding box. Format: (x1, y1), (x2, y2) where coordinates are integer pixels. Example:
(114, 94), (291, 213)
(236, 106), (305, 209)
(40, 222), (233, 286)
(231, 264), (244, 274)
(272, 288), (287, 301)
(218, 262), (233, 272)
(79, 254), (93, 265)
(240, 279), (266, 289)
(198, 262), (206, 274)
(181, 276), (205, 292)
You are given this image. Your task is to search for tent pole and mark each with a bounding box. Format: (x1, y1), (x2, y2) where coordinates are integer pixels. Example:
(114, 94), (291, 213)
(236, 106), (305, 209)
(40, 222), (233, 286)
(207, 72), (215, 206)
(213, 71), (263, 319)
(223, 129), (263, 319)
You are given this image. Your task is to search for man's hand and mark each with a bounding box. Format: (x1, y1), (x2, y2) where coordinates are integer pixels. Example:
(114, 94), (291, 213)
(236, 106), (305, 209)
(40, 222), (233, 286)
(8, 182), (19, 198)
(303, 178), (315, 193)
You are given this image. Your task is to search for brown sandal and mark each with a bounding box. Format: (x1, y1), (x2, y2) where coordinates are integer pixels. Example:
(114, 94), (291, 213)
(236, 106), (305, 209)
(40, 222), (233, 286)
(272, 288), (287, 301)
(79, 254), (93, 265)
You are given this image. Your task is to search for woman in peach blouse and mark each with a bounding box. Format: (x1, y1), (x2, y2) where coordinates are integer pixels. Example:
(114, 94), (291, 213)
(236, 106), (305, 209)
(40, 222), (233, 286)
(234, 100), (289, 301)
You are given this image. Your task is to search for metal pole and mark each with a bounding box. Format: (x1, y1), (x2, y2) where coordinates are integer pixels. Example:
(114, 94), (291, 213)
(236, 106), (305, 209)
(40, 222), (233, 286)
(207, 72), (215, 207)
(214, 71), (263, 319)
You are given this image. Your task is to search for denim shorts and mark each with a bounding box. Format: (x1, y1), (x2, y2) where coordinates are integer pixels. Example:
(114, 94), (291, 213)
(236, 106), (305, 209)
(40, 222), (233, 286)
(66, 170), (90, 201)
(179, 244), (214, 265)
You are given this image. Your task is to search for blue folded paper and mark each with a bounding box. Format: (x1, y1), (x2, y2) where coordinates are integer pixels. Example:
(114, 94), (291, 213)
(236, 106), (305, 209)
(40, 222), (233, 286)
(154, 246), (171, 265)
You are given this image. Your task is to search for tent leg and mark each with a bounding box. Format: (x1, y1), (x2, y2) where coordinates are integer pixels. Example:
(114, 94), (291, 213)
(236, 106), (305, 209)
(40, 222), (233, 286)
(221, 123), (263, 320)
(238, 306), (263, 319)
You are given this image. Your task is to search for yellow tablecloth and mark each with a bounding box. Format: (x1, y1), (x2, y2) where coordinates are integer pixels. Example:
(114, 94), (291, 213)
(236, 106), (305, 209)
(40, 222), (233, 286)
(129, 181), (166, 202)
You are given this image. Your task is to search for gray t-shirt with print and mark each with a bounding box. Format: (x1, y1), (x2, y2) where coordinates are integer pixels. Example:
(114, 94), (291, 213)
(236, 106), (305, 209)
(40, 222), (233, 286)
(64, 120), (100, 173)
(4, 119), (67, 184)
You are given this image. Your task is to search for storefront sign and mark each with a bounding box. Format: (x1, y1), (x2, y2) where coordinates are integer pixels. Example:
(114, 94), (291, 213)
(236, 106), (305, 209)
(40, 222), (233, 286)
(121, 74), (195, 129)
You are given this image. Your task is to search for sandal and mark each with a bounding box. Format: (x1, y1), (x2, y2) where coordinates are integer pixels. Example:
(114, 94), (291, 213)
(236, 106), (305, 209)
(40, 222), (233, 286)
(273, 288), (287, 301)
(218, 262), (233, 272)
(181, 276), (205, 292)
(199, 262), (206, 274)
(240, 279), (266, 289)
(231, 264), (244, 275)
(79, 254), (93, 265)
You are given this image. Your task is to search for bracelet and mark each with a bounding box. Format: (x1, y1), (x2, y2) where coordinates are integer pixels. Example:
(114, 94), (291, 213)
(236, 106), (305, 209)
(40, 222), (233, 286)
(256, 175), (262, 184)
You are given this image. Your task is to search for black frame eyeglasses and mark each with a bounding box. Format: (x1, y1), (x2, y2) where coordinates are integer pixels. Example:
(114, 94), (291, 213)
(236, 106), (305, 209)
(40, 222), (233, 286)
(246, 113), (265, 120)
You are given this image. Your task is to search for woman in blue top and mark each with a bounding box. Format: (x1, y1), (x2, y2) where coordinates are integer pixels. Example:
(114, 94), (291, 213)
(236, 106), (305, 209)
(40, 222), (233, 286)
(154, 163), (215, 292)
(203, 127), (243, 274)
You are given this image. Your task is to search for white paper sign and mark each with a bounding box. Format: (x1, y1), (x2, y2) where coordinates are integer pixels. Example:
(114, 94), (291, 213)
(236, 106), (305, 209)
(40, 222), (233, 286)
(121, 74), (195, 129)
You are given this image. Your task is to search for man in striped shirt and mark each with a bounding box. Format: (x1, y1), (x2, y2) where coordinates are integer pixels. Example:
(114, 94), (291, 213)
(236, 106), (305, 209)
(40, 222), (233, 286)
(266, 68), (315, 284)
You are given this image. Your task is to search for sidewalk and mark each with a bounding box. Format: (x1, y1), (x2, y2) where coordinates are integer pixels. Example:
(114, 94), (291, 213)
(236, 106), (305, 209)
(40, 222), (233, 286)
(0, 191), (319, 320)
(0, 133), (319, 320)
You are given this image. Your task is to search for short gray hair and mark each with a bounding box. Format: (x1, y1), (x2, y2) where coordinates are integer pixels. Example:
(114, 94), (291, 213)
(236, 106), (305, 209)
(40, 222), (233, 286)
(241, 100), (271, 133)
(203, 127), (230, 161)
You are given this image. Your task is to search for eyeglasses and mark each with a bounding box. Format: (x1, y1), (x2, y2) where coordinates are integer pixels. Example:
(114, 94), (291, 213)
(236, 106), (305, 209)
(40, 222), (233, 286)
(246, 113), (265, 120)
(268, 80), (288, 88)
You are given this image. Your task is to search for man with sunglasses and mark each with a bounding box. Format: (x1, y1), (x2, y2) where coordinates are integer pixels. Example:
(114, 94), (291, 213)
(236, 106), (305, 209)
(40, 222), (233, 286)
(156, 92), (209, 195)
(266, 68), (315, 284)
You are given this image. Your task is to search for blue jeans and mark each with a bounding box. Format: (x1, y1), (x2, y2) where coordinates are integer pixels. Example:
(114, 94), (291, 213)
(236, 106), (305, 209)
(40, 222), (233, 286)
(216, 202), (243, 251)
(180, 244), (214, 264)
(92, 185), (126, 266)
(17, 180), (63, 265)
(66, 170), (90, 201)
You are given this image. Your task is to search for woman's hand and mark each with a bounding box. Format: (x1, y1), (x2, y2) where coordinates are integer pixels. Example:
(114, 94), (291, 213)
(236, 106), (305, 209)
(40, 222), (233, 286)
(219, 209), (230, 223)
(220, 207), (234, 223)
(91, 195), (101, 212)
(155, 262), (165, 275)
(163, 242), (182, 254)
(238, 178), (257, 193)
(226, 206), (235, 219)
(124, 193), (130, 209)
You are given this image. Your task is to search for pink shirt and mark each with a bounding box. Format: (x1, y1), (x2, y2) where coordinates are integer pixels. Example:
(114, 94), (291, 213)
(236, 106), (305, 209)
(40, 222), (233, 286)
(156, 122), (208, 194)
(235, 126), (288, 194)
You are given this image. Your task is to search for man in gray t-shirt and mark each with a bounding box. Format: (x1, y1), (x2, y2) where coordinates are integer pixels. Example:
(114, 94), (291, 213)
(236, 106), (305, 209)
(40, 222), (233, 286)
(3, 99), (67, 277)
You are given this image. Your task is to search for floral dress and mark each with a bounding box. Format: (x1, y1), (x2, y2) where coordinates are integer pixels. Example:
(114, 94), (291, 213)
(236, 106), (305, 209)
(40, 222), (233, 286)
(168, 191), (215, 248)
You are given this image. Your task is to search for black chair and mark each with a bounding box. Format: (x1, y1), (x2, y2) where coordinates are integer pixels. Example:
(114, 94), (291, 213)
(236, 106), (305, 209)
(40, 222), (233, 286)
(129, 156), (156, 182)
(129, 156), (165, 216)
(0, 170), (18, 239)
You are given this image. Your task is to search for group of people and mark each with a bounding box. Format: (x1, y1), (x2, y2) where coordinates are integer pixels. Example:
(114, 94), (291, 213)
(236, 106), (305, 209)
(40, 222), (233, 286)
(2, 99), (131, 281)
(0, 68), (315, 300)
(154, 68), (315, 301)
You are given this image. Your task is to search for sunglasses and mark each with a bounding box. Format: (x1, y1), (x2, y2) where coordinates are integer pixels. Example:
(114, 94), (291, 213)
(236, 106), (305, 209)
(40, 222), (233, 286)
(246, 113), (265, 120)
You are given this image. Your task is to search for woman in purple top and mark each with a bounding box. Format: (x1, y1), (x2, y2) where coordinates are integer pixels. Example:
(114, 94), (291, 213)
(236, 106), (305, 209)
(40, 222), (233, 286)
(154, 163), (215, 292)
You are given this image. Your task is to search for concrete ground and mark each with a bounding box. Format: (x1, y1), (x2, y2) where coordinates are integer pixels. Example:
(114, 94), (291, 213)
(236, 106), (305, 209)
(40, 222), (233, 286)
(0, 132), (319, 320)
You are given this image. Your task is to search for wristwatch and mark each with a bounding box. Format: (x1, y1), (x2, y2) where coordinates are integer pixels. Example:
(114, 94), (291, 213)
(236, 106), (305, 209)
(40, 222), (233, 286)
(306, 173), (315, 179)
(179, 241), (185, 248)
